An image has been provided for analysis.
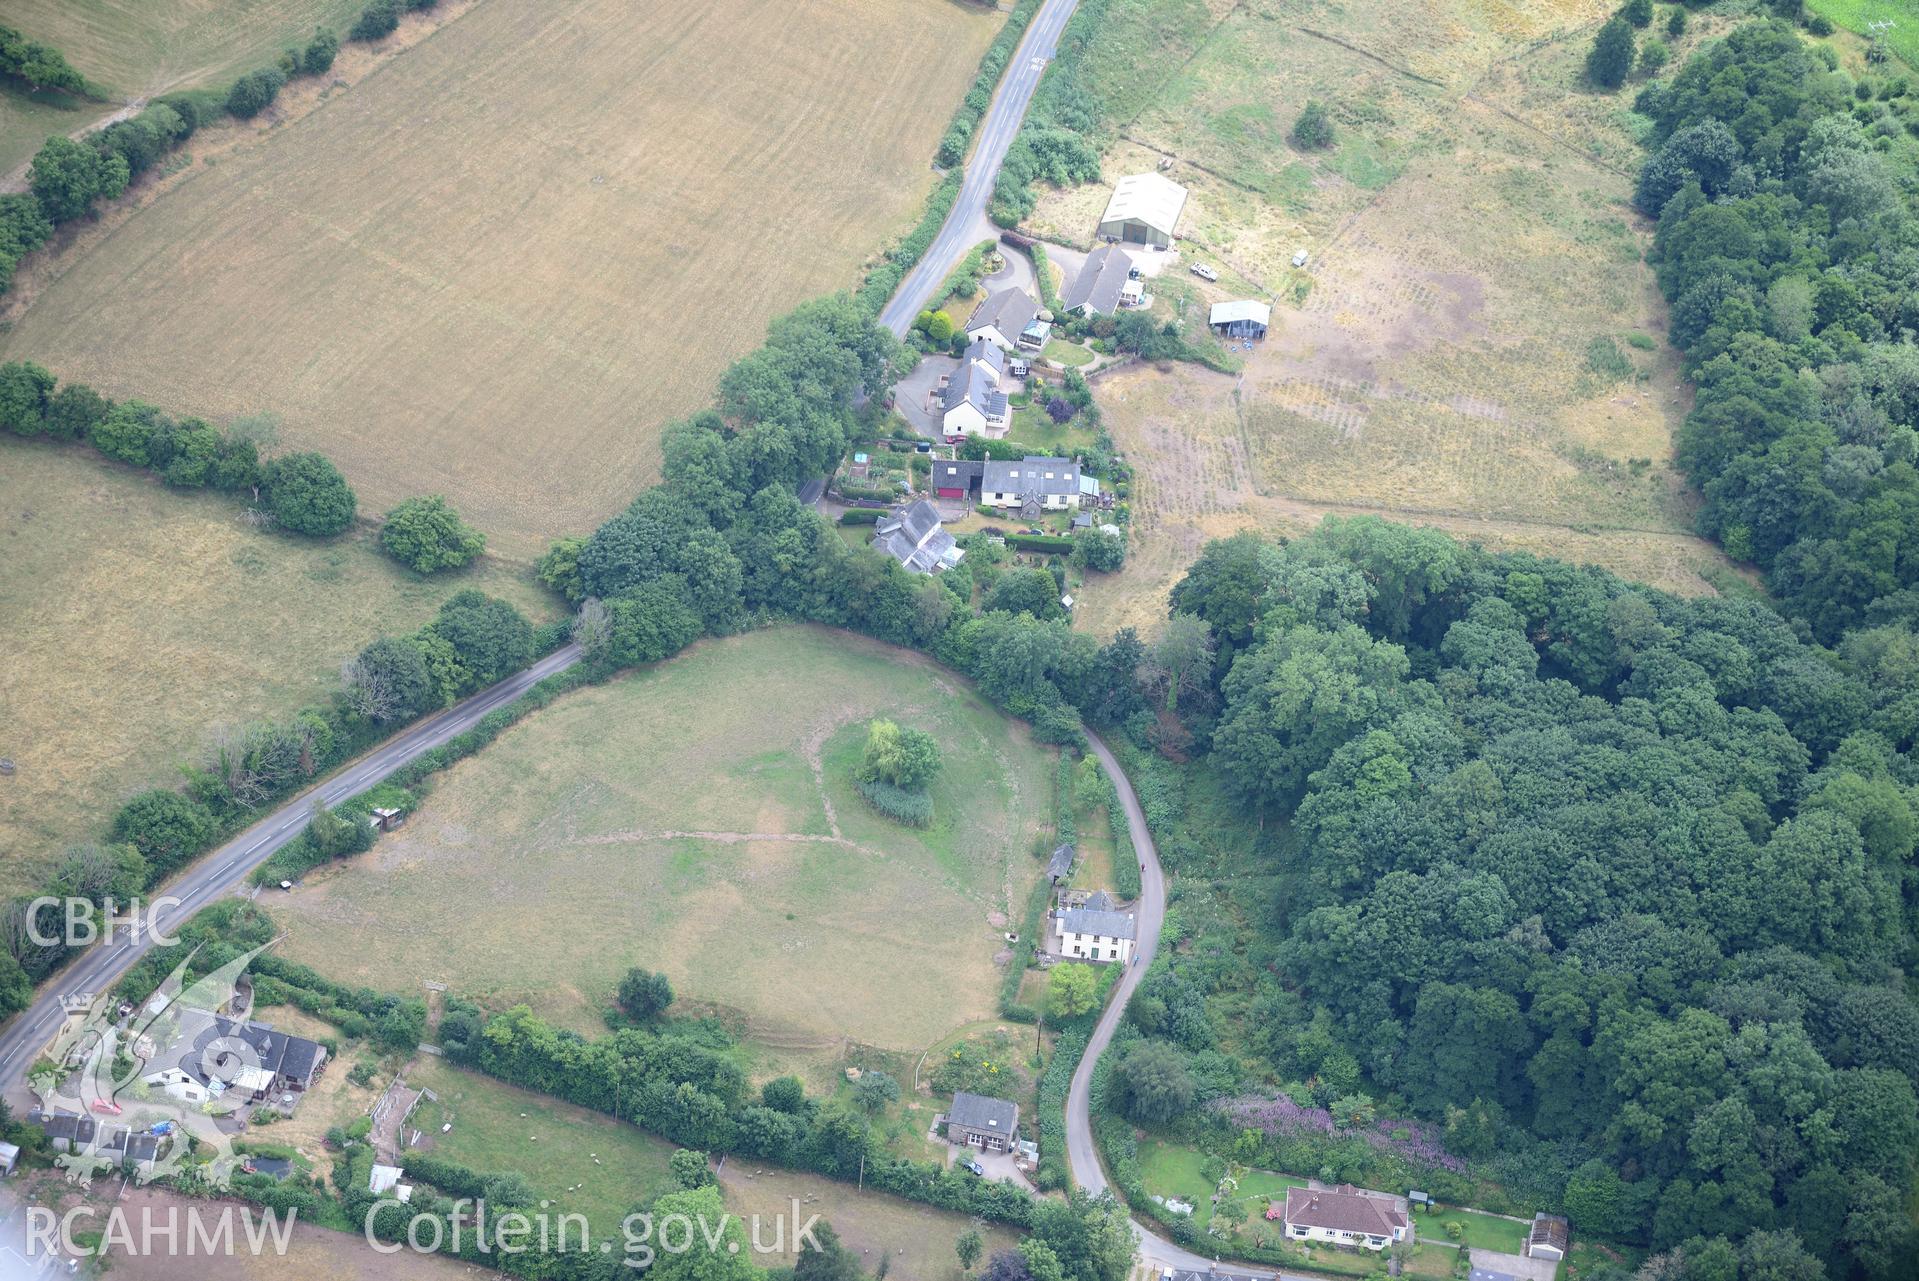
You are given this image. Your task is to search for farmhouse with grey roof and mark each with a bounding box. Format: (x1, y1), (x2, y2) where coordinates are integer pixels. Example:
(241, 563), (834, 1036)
(941, 361), (1010, 438)
(1055, 900), (1136, 964)
(141, 1008), (329, 1106)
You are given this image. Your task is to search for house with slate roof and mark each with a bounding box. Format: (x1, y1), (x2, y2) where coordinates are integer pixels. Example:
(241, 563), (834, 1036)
(874, 499), (964, 575)
(140, 1008), (329, 1109)
(941, 359), (1010, 438)
(1064, 245), (1141, 316)
(981, 456), (1082, 517)
(944, 1091), (1021, 1153)
(1055, 900), (1136, 964)
(965, 288), (1039, 352)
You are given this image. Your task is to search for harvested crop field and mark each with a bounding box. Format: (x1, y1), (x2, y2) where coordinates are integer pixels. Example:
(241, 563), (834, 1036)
(0, 0), (366, 173)
(269, 626), (1056, 1078)
(0, 0), (1002, 555)
(1026, 0), (1754, 632)
(0, 443), (553, 894)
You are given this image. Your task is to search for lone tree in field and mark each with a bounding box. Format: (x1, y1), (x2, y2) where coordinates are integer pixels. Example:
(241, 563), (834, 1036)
(263, 451), (356, 536)
(1291, 99), (1335, 150)
(1586, 17), (1635, 90)
(858, 719), (941, 791)
(381, 494), (486, 573)
(617, 967), (673, 1020)
(854, 720), (942, 826)
(956, 1228), (984, 1275)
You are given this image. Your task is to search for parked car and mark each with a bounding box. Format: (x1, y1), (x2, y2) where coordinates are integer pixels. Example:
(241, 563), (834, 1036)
(1189, 262), (1218, 282)
(1292, 249), (1309, 267)
(962, 1159), (986, 1176)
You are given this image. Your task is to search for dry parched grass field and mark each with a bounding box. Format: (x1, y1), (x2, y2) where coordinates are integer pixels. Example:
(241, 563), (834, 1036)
(270, 627), (1056, 1076)
(1031, 0), (1753, 636)
(0, 0), (1001, 555)
(0, 445), (553, 895)
(0, 0), (367, 173)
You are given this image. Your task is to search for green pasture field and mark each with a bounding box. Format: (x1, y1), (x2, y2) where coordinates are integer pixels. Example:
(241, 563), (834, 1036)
(409, 1056), (679, 1237)
(268, 627), (1059, 1084)
(1806, 0), (1919, 70)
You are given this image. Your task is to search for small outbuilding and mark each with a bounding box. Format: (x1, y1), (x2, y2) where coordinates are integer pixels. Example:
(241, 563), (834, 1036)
(1047, 842), (1076, 883)
(1209, 300), (1270, 339)
(1098, 172), (1188, 248)
(1526, 1213), (1570, 1262)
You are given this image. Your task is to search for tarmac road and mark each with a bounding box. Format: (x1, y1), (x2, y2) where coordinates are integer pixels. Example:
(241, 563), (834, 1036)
(0, 643), (584, 1087)
(876, 0), (1082, 339)
(1072, 731), (1277, 1278)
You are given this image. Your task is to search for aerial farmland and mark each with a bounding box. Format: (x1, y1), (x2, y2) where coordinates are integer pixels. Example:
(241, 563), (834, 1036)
(0, 0), (999, 554)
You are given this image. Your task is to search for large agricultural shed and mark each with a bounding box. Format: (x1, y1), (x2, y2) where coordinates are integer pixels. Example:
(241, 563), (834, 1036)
(1097, 172), (1187, 247)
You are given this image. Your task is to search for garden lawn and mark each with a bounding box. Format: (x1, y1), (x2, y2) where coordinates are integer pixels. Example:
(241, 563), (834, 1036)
(1430, 1205), (1529, 1254)
(408, 1057), (679, 1238)
(1137, 1137), (1215, 1228)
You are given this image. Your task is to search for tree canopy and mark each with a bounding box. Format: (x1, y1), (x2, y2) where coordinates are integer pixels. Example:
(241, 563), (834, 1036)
(380, 495), (486, 573)
(1141, 516), (1919, 1278)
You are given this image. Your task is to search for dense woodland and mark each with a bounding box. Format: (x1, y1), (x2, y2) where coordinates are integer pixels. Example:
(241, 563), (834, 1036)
(1133, 517), (1919, 1280)
(1640, 21), (1919, 641)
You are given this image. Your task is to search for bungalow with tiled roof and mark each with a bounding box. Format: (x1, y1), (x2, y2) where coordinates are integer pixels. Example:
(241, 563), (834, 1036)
(1279, 1183), (1410, 1251)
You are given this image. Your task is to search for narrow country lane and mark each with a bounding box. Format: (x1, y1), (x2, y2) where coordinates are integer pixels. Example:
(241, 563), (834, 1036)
(1075, 732), (1277, 1278)
(0, 644), (584, 1086)
(877, 0), (1082, 339)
